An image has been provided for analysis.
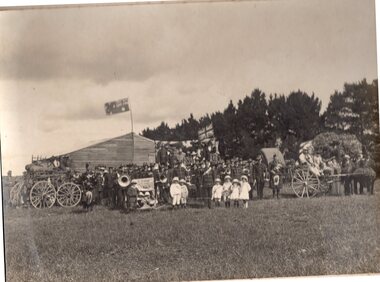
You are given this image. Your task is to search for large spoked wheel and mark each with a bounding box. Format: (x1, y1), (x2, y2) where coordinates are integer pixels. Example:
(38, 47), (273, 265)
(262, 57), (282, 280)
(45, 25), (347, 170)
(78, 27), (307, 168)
(291, 168), (320, 198)
(30, 181), (56, 208)
(57, 182), (82, 207)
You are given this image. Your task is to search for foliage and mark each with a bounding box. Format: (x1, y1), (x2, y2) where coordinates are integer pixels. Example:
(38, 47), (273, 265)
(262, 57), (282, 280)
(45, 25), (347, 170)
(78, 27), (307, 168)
(141, 79), (378, 162)
(323, 79), (379, 149)
(312, 132), (362, 160)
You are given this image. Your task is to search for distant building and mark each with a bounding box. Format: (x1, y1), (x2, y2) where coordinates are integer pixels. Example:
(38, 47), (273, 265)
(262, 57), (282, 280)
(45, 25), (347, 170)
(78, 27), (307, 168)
(63, 132), (156, 171)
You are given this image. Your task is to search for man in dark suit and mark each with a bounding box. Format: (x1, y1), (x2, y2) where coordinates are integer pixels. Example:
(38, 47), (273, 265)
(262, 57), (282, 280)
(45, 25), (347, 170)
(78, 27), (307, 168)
(104, 167), (118, 207)
(201, 160), (214, 208)
(156, 144), (169, 166)
(254, 155), (267, 200)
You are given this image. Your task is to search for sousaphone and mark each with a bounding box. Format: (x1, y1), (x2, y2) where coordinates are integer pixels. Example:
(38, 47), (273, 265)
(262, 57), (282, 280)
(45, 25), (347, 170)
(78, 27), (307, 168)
(118, 174), (131, 187)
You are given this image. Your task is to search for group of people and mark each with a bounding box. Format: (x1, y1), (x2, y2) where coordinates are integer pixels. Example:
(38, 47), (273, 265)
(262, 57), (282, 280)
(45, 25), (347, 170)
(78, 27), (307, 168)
(145, 151), (284, 209)
(77, 149), (284, 211)
(298, 147), (376, 195)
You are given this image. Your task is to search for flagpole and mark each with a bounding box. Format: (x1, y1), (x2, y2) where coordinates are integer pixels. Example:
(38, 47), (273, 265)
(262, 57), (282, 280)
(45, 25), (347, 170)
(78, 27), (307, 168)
(129, 97), (134, 164)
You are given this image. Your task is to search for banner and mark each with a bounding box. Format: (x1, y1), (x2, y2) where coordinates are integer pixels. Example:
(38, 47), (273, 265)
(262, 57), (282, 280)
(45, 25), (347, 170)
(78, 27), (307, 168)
(134, 177), (154, 192)
(198, 124), (214, 142)
(104, 98), (129, 115)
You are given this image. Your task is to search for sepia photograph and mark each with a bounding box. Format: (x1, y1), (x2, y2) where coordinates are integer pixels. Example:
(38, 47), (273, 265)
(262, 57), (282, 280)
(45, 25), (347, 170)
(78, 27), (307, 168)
(0, 0), (379, 281)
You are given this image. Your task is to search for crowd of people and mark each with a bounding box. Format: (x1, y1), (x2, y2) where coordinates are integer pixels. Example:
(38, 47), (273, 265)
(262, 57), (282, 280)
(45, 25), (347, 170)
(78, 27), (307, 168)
(80, 141), (290, 211)
(9, 139), (375, 210)
(80, 141), (376, 212)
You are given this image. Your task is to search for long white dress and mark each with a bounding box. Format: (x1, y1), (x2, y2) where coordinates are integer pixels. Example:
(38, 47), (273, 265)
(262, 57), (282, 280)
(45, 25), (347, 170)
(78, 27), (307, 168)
(230, 184), (240, 200)
(239, 182), (251, 200)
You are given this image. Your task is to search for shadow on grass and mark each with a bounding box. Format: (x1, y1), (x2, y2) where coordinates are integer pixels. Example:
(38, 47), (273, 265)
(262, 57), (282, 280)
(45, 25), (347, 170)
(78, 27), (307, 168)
(70, 209), (90, 214)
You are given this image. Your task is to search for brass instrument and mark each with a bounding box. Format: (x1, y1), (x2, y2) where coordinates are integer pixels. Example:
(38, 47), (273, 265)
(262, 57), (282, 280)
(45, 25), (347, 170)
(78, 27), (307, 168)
(118, 174), (131, 187)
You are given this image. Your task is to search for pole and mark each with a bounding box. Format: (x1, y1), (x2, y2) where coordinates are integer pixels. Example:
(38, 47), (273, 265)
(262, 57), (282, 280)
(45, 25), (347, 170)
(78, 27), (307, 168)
(129, 98), (134, 164)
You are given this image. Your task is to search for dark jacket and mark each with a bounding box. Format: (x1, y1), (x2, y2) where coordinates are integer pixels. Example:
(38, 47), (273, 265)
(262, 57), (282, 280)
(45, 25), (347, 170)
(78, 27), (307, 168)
(156, 148), (168, 165)
(201, 168), (214, 188)
(104, 172), (118, 189)
(254, 163), (267, 182)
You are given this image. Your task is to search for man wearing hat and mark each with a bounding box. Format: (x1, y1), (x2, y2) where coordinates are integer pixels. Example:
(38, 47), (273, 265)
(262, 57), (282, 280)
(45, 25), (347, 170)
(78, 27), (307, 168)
(104, 167), (118, 207)
(170, 177), (182, 209)
(156, 144), (169, 166)
(253, 155), (267, 200)
(201, 160), (214, 208)
(341, 155), (353, 195)
(184, 151), (193, 167)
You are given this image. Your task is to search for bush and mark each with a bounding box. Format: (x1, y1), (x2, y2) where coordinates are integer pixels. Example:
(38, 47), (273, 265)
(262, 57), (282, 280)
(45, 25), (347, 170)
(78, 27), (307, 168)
(312, 132), (362, 160)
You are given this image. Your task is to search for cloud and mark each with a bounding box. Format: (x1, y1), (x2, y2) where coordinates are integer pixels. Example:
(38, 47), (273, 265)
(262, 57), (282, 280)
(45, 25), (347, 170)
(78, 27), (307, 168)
(0, 0), (377, 175)
(0, 6), (177, 83)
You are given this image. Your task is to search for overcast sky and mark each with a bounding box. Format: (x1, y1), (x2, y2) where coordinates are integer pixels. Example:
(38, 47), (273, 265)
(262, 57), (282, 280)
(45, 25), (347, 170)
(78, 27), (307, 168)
(0, 0), (377, 175)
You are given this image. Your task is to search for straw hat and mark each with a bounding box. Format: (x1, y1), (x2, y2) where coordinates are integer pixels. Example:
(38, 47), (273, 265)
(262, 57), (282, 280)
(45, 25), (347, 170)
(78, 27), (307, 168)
(241, 175), (248, 181)
(224, 175), (231, 180)
(232, 179), (240, 184)
(215, 178), (221, 183)
(172, 177), (179, 183)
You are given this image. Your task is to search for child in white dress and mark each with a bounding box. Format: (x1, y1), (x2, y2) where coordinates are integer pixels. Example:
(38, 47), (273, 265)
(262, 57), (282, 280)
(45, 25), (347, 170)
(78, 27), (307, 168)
(222, 175), (232, 208)
(180, 179), (188, 208)
(211, 178), (223, 207)
(240, 175), (251, 208)
(230, 179), (241, 208)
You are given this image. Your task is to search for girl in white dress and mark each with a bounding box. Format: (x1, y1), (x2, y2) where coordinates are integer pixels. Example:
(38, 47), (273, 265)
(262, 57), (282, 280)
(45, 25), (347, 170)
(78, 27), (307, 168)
(211, 178), (223, 207)
(222, 175), (232, 208)
(240, 175), (251, 208)
(230, 179), (241, 208)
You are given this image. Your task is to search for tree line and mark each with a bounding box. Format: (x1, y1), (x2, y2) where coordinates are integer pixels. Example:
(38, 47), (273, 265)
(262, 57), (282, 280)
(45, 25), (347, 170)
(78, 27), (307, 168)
(142, 79), (379, 162)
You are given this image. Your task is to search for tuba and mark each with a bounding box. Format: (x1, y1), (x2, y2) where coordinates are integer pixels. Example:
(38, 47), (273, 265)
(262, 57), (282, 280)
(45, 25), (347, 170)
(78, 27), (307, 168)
(118, 174), (131, 187)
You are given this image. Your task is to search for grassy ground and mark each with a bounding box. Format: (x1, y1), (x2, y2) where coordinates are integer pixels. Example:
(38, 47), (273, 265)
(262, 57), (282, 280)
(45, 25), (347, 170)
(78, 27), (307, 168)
(3, 181), (380, 282)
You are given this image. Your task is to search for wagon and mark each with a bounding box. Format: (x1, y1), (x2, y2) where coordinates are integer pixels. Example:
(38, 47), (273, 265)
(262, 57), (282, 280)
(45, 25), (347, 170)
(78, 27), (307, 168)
(288, 164), (333, 198)
(260, 148), (333, 198)
(10, 160), (82, 209)
(28, 170), (82, 208)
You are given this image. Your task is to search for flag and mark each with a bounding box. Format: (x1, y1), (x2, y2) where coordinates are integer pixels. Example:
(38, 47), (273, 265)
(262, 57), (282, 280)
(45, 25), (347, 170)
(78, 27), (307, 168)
(104, 98), (130, 115)
(198, 124), (214, 142)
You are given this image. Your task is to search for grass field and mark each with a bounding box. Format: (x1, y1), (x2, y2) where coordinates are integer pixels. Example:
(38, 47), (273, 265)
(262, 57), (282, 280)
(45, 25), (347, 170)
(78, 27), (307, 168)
(3, 181), (380, 281)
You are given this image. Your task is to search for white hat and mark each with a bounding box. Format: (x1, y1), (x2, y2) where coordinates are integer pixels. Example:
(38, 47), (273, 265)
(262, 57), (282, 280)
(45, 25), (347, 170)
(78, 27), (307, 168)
(215, 178), (221, 183)
(172, 177), (179, 182)
(232, 179), (240, 184)
(241, 175), (248, 181)
(224, 175), (231, 180)
(180, 179), (186, 184)
(131, 179), (138, 184)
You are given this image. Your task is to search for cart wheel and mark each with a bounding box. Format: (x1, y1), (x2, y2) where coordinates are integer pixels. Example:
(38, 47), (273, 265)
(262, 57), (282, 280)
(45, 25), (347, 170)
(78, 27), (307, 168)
(291, 168), (319, 198)
(57, 182), (82, 207)
(30, 181), (56, 208)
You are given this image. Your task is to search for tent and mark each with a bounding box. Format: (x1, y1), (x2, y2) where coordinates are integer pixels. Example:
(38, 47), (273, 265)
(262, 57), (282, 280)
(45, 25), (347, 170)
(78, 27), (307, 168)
(260, 148), (285, 166)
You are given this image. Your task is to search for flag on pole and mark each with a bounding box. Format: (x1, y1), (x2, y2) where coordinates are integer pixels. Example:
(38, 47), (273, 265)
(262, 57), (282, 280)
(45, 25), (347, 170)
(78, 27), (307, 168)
(104, 98), (130, 115)
(198, 124), (214, 142)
